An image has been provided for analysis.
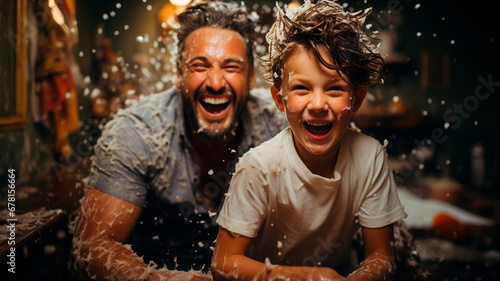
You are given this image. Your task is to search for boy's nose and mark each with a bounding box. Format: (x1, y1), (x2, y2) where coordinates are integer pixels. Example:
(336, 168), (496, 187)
(308, 91), (329, 111)
(206, 68), (226, 92)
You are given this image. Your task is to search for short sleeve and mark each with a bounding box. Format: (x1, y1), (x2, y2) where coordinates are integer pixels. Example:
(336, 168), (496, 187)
(217, 152), (269, 238)
(87, 116), (149, 207)
(357, 146), (407, 228)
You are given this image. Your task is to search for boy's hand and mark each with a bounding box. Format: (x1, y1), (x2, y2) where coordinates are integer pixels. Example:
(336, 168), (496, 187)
(148, 270), (212, 281)
(308, 267), (346, 281)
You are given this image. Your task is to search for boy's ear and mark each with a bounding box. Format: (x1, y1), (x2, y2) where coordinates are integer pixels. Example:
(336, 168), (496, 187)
(271, 85), (285, 112)
(352, 87), (367, 113)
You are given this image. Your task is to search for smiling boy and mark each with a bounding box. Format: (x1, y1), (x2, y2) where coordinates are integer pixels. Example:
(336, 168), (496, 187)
(212, 1), (407, 280)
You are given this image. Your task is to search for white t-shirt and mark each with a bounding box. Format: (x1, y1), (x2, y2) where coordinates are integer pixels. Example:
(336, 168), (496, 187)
(217, 127), (407, 268)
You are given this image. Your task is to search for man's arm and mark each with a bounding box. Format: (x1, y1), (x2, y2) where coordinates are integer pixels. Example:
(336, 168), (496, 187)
(346, 225), (396, 281)
(72, 187), (211, 281)
(211, 227), (344, 281)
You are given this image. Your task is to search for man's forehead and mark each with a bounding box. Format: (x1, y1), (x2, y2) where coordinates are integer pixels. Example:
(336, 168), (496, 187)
(183, 27), (247, 61)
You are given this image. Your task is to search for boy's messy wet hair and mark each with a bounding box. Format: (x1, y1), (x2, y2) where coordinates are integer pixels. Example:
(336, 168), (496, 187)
(261, 0), (385, 90)
(175, 1), (257, 72)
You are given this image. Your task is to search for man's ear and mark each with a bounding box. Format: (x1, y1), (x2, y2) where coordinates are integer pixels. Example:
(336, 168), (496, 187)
(271, 85), (285, 112)
(352, 87), (367, 113)
(249, 68), (255, 90)
(176, 69), (181, 89)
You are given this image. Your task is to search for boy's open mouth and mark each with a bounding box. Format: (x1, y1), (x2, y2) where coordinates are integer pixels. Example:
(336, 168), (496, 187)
(304, 121), (333, 136)
(200, 96), (231, 114)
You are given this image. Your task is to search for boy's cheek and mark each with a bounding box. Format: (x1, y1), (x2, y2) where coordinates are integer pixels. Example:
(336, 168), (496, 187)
(285, 94), (309, 111)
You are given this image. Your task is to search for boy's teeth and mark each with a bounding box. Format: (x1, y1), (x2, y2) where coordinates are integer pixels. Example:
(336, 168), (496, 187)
(203, 97), (229, 105)
(307, 121), (330, 126)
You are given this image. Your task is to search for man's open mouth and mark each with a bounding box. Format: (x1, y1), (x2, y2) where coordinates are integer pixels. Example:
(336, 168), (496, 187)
(200, 96), (231, 114)
(304, 121), (333, 136)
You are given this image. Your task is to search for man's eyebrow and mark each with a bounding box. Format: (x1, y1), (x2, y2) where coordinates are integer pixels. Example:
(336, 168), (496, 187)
(186, 56), (209, 64)
(186, 57), (246, 65)
(223, 58), (245, 64)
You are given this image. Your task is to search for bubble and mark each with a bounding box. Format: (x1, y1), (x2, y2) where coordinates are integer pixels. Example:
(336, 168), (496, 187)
(102, 13), (109, 20)
(416, 32), (422, 37)
(116, 3), (122, 9)
(450, 40), (456, 45)
(414, 4), (421, 9)
(443, 122), (450, 129)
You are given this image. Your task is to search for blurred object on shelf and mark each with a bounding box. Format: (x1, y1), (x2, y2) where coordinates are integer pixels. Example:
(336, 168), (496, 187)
(397, 188), (495, 230)
(34, 0), (81, 160)
(427, 176), (462, 205)
(471, 142), (486, 189)
(353, 92), (421, 129)
(432, 212), (471, 240)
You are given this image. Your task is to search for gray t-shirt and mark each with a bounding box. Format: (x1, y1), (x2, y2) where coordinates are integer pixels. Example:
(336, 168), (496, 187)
(87, 87), (287, 270)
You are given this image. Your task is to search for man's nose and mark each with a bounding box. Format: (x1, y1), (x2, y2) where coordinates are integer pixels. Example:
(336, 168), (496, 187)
(206, 67), (226, 92)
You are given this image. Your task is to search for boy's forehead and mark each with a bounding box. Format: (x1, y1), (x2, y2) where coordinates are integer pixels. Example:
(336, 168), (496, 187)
(284, 45), (333, 70)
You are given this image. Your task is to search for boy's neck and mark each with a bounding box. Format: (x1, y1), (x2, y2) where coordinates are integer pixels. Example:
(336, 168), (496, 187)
(294, 139), (341, 179)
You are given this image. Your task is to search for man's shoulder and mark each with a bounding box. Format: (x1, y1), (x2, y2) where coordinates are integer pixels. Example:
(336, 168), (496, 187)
(110, 88), (181, 131)
(247, 88), (282, 116)
(247, 88), (288, 145)
(120, 88), (179, 117)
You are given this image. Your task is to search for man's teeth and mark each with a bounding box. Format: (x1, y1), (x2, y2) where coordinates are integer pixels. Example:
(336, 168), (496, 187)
(203, 97), (229, 105)
(306, 121), (331, 127)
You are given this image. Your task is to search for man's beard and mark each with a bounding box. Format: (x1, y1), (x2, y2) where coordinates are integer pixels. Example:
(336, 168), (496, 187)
(182, 88), (248, 140)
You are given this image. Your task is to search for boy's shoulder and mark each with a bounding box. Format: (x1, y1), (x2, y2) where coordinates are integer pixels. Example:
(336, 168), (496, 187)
(241, 127), (290, 163)
(343, 128), (385, 154)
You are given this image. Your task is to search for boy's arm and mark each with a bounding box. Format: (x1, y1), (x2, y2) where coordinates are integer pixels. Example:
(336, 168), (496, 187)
(212, 227), (345, 281)
(346, 224), (396, 281)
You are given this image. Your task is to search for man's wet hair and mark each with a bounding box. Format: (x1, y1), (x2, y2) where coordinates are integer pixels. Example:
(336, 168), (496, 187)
(261, 0), (385, 90)
(176, 1), (257, 72)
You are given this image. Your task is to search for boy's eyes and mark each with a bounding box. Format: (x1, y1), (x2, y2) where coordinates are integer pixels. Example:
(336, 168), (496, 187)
(292, 85), (309, 91)
(290, 85), (347, 93)
(326, 86), (347, 92)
